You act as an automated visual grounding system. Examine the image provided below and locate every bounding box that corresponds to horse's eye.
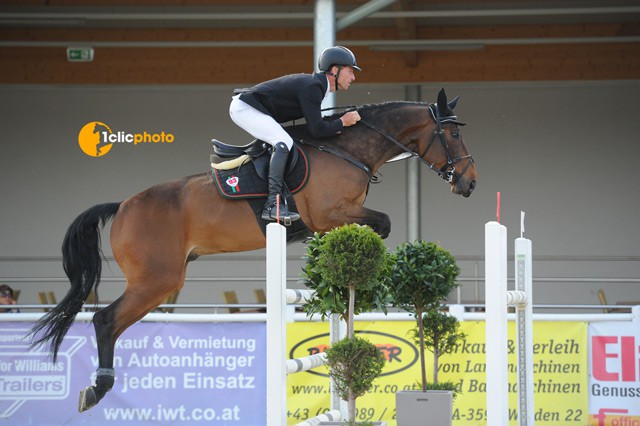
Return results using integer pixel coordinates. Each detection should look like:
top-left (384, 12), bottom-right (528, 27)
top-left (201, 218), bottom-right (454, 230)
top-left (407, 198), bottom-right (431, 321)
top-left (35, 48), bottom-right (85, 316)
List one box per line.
top-left (451, 130), bottom-right (459, 139)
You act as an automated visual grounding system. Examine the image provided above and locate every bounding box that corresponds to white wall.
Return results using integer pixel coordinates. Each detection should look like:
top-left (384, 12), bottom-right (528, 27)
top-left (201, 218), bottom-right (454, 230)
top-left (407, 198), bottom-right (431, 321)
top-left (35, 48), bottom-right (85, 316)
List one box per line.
top-left (1, 81), bottom-right (639, 309)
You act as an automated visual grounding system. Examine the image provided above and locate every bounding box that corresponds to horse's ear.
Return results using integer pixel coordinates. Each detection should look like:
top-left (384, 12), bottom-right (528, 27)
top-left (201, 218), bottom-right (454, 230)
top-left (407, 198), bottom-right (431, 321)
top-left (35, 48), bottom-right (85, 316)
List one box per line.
top-left (437, 88), bottom-right (448, 113)
top-left (448, 96), bottom-right (460, 110)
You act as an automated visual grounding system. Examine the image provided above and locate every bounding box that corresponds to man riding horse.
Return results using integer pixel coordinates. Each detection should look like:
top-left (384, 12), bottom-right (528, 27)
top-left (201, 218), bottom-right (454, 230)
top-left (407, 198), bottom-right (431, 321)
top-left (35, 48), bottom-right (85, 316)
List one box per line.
top-left (230, 46), bottom-right (362, 223)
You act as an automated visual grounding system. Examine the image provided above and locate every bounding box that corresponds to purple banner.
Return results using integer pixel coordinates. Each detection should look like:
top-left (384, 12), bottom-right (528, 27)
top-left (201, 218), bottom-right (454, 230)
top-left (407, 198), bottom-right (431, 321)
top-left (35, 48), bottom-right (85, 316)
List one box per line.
top-left (0, 321), bottom-right (266, 425)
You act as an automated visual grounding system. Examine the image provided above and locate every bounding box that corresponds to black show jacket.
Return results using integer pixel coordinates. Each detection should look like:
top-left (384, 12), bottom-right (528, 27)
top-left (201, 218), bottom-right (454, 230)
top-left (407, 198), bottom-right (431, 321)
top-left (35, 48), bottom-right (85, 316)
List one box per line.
top-left (234, 72), bottom-right (344, 138)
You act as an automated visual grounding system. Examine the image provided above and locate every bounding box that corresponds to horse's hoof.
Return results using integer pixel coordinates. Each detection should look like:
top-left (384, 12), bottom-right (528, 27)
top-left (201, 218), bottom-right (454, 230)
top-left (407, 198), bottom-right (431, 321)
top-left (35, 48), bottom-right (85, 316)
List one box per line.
top-left (78, 386), bottom-right (98, 412)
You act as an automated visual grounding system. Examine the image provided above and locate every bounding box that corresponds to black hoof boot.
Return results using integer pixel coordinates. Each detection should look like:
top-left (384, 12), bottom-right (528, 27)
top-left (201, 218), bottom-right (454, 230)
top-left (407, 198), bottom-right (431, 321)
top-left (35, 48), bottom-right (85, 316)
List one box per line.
top-left (78, 385), bottom-right (98, 412)
top-left (79, 368), bottom-right (114, 412)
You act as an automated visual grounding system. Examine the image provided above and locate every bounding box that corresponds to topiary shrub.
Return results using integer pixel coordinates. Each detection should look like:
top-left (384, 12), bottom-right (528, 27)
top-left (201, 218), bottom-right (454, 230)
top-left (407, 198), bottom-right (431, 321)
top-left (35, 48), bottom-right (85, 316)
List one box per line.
top-left (388, 240), bottom-right (461, 392)
top-left (326, 336), bottom-right (386, 401)
top-left (300, 224), bottom-right (390, 338)
top-left (299, 224), bottom-right (390, 424)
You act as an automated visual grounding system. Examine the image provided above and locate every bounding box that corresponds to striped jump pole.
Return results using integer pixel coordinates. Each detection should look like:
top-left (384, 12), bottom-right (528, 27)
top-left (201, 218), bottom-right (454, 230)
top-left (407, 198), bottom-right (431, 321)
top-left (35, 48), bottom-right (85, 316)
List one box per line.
top-left (286, 353), bottom-right (328, 375)
top-left (514, 232), bottom-right (535, 426)
top-left (285, 289), bottom-right (316, 304)
top-left (294, 410), bottom-right (342, 426)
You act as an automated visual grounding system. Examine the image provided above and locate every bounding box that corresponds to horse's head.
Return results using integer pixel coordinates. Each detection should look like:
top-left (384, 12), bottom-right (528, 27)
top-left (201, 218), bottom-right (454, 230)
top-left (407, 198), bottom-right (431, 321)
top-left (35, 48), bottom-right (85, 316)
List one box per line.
top-left (306, 92), bottom-right (477, 197)
top-left (414, 88), bottom-right (477, 197)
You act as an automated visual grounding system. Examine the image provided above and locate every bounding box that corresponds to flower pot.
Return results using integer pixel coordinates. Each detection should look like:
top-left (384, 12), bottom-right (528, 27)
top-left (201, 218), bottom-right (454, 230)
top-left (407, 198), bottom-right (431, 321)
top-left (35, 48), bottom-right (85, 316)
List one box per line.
top-left (395, 390), bottom-right (453, 426)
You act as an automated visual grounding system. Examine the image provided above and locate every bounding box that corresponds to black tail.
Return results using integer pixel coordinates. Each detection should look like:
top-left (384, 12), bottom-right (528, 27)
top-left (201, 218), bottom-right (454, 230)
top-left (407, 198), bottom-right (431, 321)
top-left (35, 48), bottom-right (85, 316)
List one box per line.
top-left (28, 202), bottom-right (121, 361)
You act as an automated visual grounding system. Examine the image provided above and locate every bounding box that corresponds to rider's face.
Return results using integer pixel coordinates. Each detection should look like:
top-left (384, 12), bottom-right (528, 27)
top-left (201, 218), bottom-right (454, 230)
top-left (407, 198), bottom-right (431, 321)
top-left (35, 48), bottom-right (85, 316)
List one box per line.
top-left (336, 66), bottom-right (356, 91)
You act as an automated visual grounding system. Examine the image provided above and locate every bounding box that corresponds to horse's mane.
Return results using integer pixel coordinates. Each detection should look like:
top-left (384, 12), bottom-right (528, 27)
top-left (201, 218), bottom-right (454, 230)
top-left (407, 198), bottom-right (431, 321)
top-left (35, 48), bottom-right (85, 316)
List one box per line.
top-left (285, 100), bottom-right (437, 141)
top-left (322, 100), bottom-right (431, 121)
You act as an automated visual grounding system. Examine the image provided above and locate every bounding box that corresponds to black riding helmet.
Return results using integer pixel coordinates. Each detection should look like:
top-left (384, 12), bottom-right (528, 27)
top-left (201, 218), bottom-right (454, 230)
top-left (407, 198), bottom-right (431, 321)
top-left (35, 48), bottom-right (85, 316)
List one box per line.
top-left (318, 46), bottom-right (361, 91)
top-left (318, 46), bottom-right (361, 72)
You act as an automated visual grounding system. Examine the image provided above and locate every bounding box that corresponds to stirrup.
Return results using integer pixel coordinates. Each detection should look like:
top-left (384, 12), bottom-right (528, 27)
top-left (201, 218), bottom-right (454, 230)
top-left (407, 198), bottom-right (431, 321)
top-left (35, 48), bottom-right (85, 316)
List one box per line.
top-left (261, 205), bottom-right (300, 226)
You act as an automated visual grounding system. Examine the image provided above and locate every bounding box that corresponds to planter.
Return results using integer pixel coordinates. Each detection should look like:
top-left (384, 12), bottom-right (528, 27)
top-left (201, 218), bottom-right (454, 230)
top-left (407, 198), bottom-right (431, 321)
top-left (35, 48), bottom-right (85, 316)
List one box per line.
top-left (395, 390), bottom-right (453, 426)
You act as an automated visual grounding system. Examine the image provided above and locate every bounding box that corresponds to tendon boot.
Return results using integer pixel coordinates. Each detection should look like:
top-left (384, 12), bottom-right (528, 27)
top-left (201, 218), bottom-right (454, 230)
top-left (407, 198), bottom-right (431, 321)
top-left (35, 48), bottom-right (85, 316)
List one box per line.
top-left (261, 142), bottom-right (301, 225)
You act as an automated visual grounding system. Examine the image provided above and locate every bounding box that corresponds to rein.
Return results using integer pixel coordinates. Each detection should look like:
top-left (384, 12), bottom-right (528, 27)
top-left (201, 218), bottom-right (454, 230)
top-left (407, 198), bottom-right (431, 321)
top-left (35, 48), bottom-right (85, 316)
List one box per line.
top-left (358, 104), bottom-right (474, 184)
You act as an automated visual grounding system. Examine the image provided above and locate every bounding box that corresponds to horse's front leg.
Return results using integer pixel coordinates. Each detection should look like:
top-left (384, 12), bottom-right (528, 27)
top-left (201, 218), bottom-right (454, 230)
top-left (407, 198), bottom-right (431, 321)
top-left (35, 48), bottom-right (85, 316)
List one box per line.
top-left (345, 206), bottom-right (391, 239)
top-left (297, 164), bottom-right (391, 237)
top-left (315, 205), bottom-right (390, 239)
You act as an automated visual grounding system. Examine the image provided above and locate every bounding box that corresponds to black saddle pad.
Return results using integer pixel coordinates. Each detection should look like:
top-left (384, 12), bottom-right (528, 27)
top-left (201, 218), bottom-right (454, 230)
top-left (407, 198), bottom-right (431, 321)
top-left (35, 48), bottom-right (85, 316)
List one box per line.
top-left (211, 146), bottom-right (309, 199)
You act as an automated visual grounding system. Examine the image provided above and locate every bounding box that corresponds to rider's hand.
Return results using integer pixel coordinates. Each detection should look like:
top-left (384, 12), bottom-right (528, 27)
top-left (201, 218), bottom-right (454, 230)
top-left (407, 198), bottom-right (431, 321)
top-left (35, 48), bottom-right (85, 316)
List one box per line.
top-left (340, 111), bottom-right (361, 127)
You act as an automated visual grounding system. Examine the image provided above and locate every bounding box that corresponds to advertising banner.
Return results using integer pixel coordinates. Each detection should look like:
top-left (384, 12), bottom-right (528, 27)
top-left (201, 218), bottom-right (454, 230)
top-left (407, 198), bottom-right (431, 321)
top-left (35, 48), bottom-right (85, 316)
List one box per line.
top-left (588, 322), bottom-right (640, 426)
top-left (0, 322), bottom-right (266, 425)
top-left (0, 318), bottom-right (619, 426)
top-left (286, 320), bottom-right (588, 426)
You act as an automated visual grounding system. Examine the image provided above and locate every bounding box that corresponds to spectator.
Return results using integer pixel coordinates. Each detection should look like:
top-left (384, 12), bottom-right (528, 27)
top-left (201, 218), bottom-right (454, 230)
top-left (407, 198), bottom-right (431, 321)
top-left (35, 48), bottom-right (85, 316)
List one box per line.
top-left (0, 284), bottom-right (18, 313)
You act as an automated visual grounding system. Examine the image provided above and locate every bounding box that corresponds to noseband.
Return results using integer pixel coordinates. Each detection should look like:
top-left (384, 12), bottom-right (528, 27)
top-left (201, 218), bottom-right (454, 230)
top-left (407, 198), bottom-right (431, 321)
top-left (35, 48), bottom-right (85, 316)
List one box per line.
top-left (358, 104), bottom-right (474, 184)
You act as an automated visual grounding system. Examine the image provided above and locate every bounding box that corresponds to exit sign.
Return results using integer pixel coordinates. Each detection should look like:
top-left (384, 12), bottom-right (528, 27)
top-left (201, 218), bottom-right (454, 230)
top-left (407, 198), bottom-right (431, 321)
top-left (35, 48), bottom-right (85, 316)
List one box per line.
top-left (66, 47), bottom-right (94, 62)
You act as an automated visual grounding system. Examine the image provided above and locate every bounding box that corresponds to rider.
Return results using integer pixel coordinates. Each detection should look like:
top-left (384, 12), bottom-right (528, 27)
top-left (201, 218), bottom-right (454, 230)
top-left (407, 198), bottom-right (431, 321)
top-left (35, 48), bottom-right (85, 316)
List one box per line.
top-left (230, 46), bottom-right (362, 223)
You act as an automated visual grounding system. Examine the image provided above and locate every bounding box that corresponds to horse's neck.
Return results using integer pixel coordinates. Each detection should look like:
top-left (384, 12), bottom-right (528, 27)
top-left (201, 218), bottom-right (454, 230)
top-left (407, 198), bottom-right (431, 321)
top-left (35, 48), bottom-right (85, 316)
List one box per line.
top-left (347, 108), bottom-right (429, 171)
top-left (291, 104), bottom-right (432, 172)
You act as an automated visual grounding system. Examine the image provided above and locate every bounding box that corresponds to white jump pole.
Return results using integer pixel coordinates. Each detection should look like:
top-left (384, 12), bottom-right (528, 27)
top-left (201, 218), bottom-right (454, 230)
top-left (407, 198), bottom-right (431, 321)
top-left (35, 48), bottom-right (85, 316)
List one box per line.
top-left (266, 222), bottom-right (341, 425)
top-left (266, 222), bottom-right (287, 426)
top-left (485, 220), bottom-right (509, 426)
top-left (485, 211), bottom-right (535, 426)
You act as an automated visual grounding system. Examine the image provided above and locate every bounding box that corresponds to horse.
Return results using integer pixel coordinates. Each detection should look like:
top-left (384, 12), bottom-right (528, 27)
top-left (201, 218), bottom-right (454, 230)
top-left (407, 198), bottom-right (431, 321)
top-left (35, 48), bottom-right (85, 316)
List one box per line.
top-left (28, 88), bottom-right (477, 412)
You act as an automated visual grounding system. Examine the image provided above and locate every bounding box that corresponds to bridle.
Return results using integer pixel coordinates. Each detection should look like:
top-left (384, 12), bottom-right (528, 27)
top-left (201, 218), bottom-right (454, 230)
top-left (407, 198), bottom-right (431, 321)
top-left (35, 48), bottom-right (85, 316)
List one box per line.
top-left (358, 103), bottom-right (474, 184)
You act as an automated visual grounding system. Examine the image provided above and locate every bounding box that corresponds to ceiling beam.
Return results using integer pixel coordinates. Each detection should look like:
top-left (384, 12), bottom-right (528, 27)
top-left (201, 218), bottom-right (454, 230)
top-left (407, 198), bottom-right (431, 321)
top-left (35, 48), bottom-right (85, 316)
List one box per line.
top-left (2, 42), bottom-right (638, 84)
top-left (1, 6), bottom-right (639, 25)
top-left (2, 36), bottom-right (638, 48)
top-left (336, 0), bottom-right (397, 31)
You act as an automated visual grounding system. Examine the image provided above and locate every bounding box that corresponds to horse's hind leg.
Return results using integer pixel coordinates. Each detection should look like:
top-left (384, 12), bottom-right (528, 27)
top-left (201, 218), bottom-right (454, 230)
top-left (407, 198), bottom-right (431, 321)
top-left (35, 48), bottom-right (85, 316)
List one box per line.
top-left (78, 272), bottom-right (185, 412)
top-left (78, 297), bottom-right (122, 412)
top-left (78, 183), bottom-right (195, 412)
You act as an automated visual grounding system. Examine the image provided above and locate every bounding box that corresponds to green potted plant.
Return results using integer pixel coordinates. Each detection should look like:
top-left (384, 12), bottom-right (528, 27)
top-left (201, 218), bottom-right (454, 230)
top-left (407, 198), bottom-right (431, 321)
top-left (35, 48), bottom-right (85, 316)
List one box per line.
top-left (388, 240), bottom-right (463, 426)
top-left (300, 224), bottom-right (390, 425)
top-left (324, 336), bottom-right (386, 426)
top-left (412, 308), bottom-right (466, 389)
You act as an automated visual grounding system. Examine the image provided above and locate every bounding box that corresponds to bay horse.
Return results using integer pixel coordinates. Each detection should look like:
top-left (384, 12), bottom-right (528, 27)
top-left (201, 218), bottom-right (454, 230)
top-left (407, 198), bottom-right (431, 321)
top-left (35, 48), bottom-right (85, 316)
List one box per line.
top-left (28, 88), bottom-right (477, 412)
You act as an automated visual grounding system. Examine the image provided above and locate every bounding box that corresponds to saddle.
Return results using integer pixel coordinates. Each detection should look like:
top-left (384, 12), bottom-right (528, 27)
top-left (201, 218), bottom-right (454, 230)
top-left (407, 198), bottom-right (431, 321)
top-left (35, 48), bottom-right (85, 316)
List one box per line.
top-left (210, 139), bottom-right (308, 199)
top-left (210, 138), bottom-right (311, 241)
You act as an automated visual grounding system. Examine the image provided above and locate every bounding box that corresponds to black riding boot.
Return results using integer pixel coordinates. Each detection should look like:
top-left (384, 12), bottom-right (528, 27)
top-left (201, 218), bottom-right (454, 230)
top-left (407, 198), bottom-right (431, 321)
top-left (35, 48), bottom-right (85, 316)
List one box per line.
top-left (261, 142), bottom-right (301, 224)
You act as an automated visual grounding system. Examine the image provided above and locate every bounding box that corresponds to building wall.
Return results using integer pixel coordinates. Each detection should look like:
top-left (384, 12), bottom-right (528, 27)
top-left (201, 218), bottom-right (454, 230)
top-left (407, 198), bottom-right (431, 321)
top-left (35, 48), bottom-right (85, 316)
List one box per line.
top-left (1, 81), bottom-right (638, 309)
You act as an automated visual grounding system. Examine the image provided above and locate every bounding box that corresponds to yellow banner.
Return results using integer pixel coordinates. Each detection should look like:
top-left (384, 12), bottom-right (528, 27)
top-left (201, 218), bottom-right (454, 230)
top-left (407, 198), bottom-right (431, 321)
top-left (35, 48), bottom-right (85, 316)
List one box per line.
top-left (286, 320), bottom-right (587, 425)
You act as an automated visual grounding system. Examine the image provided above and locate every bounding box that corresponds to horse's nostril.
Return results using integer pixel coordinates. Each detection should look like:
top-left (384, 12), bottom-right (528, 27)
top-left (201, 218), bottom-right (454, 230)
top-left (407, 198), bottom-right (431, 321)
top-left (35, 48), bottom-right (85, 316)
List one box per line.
top-left (469, 180), bottom-right (476, 191)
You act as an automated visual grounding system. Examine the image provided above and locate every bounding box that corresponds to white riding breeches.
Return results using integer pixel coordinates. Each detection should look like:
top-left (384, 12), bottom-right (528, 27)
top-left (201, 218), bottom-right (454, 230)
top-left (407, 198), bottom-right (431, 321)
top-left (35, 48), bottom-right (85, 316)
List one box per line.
top-left (229, 95), bottom-right (294, 150)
